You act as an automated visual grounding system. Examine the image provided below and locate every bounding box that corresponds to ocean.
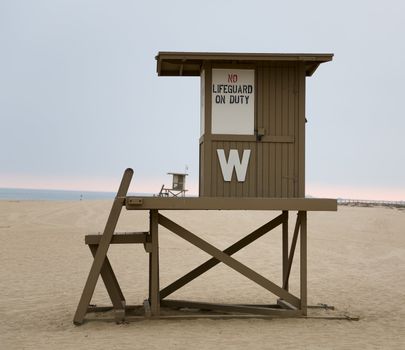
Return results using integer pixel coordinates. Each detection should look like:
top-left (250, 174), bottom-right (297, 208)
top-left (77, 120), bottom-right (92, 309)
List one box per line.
top-left (0, 188), bottom-right (146, 201)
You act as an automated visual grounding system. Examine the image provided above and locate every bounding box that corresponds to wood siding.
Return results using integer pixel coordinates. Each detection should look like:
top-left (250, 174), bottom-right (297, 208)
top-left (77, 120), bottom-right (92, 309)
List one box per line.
top-left (200, 62), bottom-right (306, 198)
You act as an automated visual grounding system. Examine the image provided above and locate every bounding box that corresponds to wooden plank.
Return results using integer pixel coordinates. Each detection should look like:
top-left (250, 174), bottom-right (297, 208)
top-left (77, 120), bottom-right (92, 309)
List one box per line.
top-left (249, 141), bottom-right (256, 196)
top-left (270, 143), bottom-right (275, 197)
top-left (84, 313), bottom-right (357, 322)
top-left (157, 51), bottom-right (334, 63)
top-left (294, 64), bottom-right (300, 197)
top-left (85, 232), bottom-right (148, 245)
top-left (257, 143), bottom-right (263, 197)
top-left (282, 68), bottom-right (289, 197)
top-left (282, 211), bottom-right (289, 291)
top-left (283, 212), bottom-right (302, 289)
top-left (161, 299), bottom-right (300, 317)
top-left (300, 211), bottom-right (307, 315)
top-left (298, 63), bottom-right (306, 196)
top-left (207, 134), bottom-right (294, 143)
top-left (126, 197), bottom-right (338, 211)
top-left (204, 63), bottom-right (212, 196)
top-left (158, 214), bottom-right (300, 307)
top-left (262, 135), bottom-right (294, 143)
top-left (275, 68), bottom-right (282, 198)
top-left (269, 66), bottom-right (276, 140)
top-left (269, 67), bottom-right (276, 197)
top-left (263, 65), bottom-right (268, 132)
top-left (149, 210), bottom-right (160, 315)
top-left (160, 213), bottom-right (285, 299)
top-left (199, 142), bottom-right (204, 196)
top-left (236, 143), bottom-right (242, 197)
top-left (73, 168), bottom-right (133, 325)
top-left (288, 65), bottom-right (295, 197)
top-left (216, 141), bottom-right (223, 197)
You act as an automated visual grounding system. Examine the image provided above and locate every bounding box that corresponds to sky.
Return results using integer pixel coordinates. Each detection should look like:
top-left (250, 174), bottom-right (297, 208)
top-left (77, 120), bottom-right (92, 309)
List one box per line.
top-left (1, 0), bottom-right (404, 200)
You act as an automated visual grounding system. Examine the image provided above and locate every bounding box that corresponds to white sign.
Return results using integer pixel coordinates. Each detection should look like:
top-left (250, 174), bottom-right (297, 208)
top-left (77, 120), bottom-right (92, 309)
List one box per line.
top-left (217, 149), bottom-right (251, 182)
top-left (211, 69), bottom-right (255, 135)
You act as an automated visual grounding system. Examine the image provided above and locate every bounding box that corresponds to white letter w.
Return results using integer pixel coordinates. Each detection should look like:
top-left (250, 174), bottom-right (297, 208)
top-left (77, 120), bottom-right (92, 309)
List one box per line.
top-left (217, 149), bottom-right (251, 182)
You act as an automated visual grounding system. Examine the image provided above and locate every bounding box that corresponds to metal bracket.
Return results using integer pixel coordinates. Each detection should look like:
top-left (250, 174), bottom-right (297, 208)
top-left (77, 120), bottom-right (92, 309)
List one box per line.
top-left (127, 198), bottom-right (143, 206)
top-left (255, 128), bottom-right (265, 141)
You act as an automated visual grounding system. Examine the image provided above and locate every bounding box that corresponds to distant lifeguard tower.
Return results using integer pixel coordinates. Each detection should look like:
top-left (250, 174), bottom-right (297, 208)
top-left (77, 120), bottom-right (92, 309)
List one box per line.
top-left (158, 172), bottom-right (188, 197)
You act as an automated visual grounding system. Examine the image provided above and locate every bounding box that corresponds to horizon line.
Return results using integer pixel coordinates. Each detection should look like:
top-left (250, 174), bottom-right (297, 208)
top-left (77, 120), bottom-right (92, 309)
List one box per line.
top-left (1, 186), bottom-right (404, 203)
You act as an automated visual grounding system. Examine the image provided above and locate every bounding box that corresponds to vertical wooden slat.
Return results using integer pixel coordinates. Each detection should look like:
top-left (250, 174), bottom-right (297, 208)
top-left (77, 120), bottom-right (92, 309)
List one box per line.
top-left (199, 142), bottom-right (204, 196)
top-left (269, 66), bottom-right (276, 197)
top-left (241, 142), bottom-right (245, 197)
top-left (288, 66), bottom-right (295, 197)
top-left (257, 142), bottom-right (263, 197)
top-left (276, 67), bottom-right (282, 198)
top-left (234, 142), bottom-right (240, 197)
top-left (276, 143), bottom-right (281, 197)
top-left (223, 142), bottom-right (229, 197)
top-left (220, 141), bottom-right (224, 197)
top-left (282, 211), bottom-right (289, 291)
top-left (256, 66), bottom-right (261, 195)
top-left (282, 67), bottom-right (289, 197)
top-left (211, 141), bottom-right (217, 196)
top-left (298, 63), bottom-right (306, 197)
top-left (270, 66), bottom-right (276, 139)
top-left (270, 143), bottom-right (276, 197)
top-left (212, 140), bottom-right (216, 196)
top-left (283, 212), bottom-right (302, 290)
top-left (249, 141), bottom-right (256, 197)
top-left (204, 64), bottom-right (212, 196)
top-left (300, 211), bottom-right (307, 315)
top-left (150, 209), bottom-right (160, 315)
top-left (235, 141), bottom-right (239, 197)
top-left (294, 64), bottom-right (300, 197)
top-left (217, 141), bottom-right (221, 197)
top-left (234, 142), bottom-right (238, 197)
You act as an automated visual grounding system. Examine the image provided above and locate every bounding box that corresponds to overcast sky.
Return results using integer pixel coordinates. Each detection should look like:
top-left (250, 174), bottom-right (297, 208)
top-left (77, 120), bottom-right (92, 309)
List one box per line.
top-left (1, 0), bottom-right (404, 200)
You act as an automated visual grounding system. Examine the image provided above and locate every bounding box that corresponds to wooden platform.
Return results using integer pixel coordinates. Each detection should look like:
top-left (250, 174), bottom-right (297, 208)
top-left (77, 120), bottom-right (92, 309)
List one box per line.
top-left (125, 196), bottom-right (337, 211)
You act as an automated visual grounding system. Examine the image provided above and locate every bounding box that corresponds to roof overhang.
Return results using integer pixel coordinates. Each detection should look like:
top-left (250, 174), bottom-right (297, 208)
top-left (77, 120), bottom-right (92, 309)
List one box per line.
top-left (156, 52), bottom-right (333, 77)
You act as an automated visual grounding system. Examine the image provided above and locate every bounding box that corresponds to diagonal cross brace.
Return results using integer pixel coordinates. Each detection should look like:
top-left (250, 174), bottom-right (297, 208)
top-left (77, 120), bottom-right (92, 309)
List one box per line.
top-left (283, 212), bottom-right (302, 290)
top-left (160, 212), bottom-right (286, 299)
top-left (158, 213), bottom-right (300, 308)
top-left (88, 245), bottom-right (125, 310)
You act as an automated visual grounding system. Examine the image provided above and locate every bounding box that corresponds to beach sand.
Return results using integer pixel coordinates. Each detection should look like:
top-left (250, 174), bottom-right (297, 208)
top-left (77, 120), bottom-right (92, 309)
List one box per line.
top-left (0, 200), bottom-right (404, 349)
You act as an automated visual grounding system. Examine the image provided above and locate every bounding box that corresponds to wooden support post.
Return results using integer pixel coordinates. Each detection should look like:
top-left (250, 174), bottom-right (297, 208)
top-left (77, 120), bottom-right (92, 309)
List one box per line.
top-left (282, 210), bottom-right (289, 291)
top-left (73, 168), bottom-right (133, 325)
top-left (300, 211), bottom-right (307, 315)
top-left (149, 209), bottom-right (160, 316)
top-left (282, 212), bottom-right (302, 290)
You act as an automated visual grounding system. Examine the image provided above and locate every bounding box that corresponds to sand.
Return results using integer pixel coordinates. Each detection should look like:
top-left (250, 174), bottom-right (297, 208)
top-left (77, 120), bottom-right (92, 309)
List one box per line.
top-left (0, 200), bottom-right (404, 349)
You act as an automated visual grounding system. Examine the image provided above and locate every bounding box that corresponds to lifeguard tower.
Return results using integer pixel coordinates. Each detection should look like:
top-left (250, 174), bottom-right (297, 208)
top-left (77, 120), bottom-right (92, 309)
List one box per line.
top-left (158, 172), bottom-right (188, 197)
top-left (73, 52), bottom-right (338, 324)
